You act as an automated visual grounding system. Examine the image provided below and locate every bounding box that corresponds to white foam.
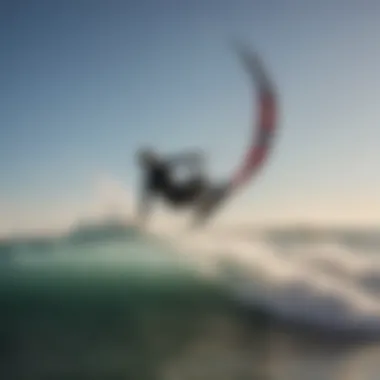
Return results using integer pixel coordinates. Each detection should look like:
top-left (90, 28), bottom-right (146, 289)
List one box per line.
top-left (148, 220), bottom-right (380, 335)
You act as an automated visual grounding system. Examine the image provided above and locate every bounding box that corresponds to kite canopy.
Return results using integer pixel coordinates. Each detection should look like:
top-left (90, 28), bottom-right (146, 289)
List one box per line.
top-left (230, 45), bottom-right (278, 190)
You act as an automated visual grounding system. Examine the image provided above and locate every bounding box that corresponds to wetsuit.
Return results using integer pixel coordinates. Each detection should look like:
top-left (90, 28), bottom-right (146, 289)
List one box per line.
top-left (137, 152), bottom-right (208, 223)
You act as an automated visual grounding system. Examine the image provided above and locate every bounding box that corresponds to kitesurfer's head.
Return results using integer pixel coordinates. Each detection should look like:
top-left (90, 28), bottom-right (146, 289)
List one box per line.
top-left (137, 147), bottom-right (159, 168)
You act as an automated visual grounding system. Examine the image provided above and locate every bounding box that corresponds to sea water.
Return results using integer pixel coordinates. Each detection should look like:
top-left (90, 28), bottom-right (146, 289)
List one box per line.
top-left (1, 225), bottom-right (380, 380)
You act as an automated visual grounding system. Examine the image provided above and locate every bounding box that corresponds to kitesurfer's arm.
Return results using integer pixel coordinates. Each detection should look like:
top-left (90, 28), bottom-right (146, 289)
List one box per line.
top-left (167, 150), bottom-right (206, 174)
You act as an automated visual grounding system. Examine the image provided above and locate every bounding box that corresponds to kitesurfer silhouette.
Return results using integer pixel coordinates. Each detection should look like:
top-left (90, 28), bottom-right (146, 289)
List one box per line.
top-left (136, 147), bottom-right (228, 226)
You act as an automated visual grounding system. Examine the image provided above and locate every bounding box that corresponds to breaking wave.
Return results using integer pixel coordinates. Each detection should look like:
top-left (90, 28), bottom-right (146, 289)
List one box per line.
top-left (148, 222), bottom-right (380, 337)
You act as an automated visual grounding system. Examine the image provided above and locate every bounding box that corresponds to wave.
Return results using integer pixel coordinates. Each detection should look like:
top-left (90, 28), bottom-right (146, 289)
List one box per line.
top-left (147, 223), bottom-right (380, 338)
top-left (2, 218), bottom-right (380, 339)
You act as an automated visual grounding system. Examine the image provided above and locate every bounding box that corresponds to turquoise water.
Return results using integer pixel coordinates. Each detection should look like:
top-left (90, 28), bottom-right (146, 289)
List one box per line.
top-left (1, 228), bottom-right (380, 379)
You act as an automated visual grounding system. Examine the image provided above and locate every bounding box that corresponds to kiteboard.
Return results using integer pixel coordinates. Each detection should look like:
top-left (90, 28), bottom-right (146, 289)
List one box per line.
top-left (192, 43), bottom-right (279, 226)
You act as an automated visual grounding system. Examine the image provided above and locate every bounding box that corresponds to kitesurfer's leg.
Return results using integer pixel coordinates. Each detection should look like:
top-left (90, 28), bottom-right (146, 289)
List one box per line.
top-left (191, 182), bottom-right (231, 226)
top-left (163, 175), bottom-right (208, 207)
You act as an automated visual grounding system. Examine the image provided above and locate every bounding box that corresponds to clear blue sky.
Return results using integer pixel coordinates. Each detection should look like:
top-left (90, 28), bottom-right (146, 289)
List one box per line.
top-left (1, 0), bottom-right (379, 229)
